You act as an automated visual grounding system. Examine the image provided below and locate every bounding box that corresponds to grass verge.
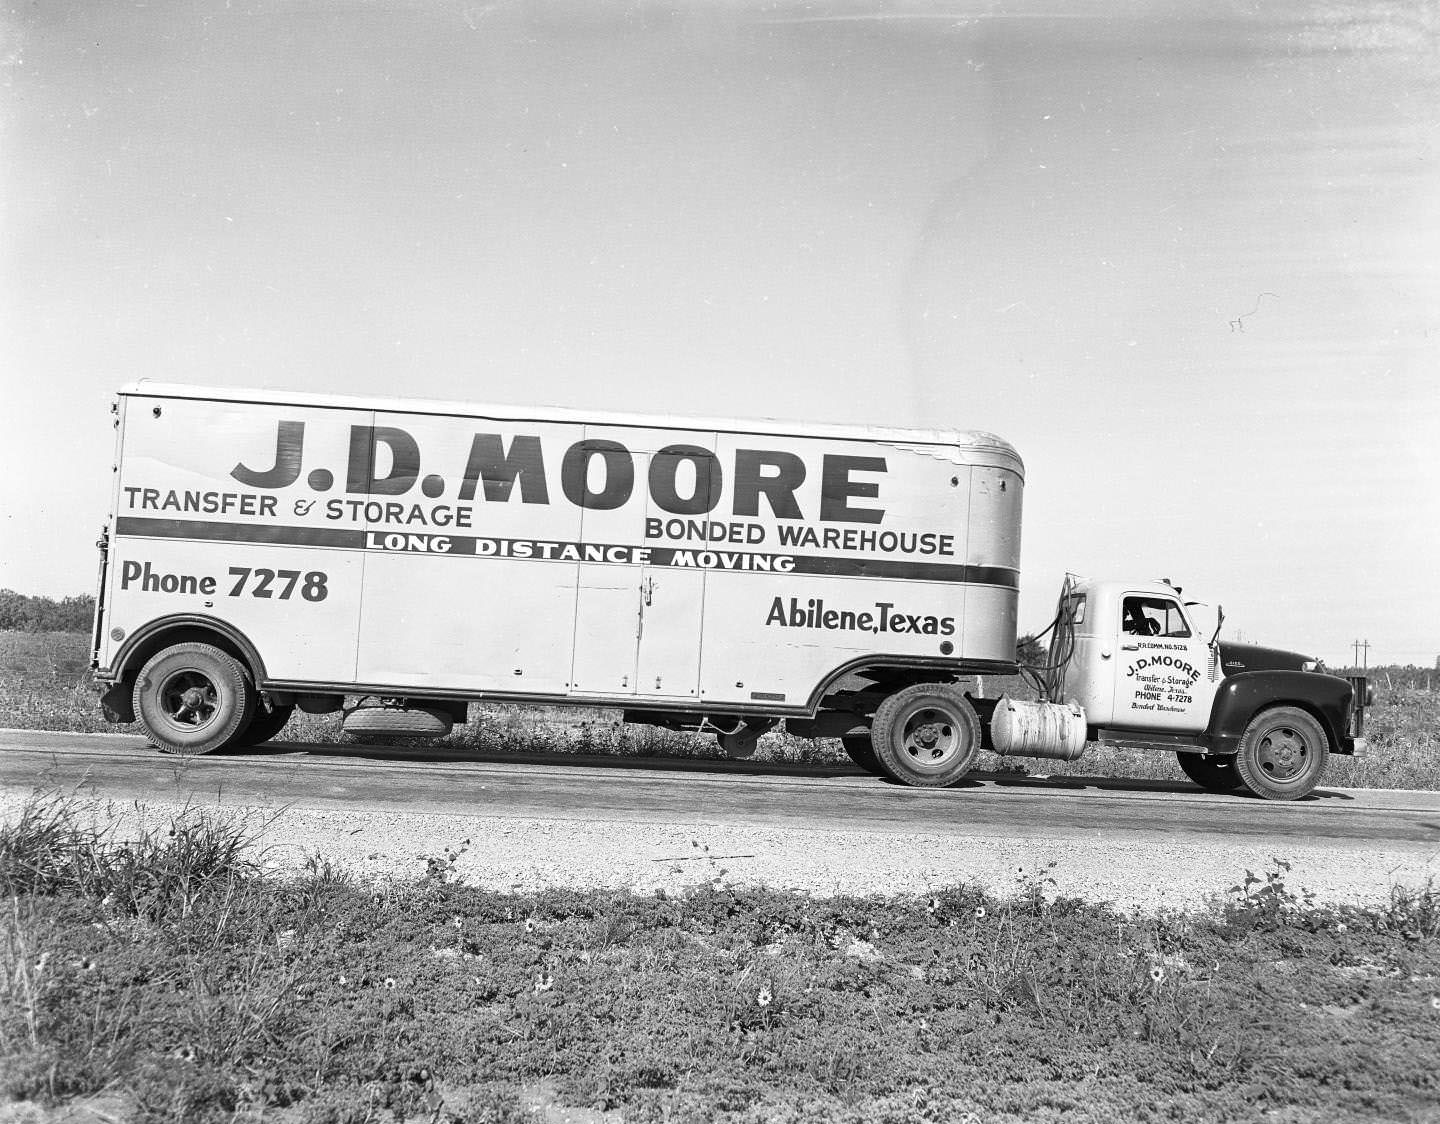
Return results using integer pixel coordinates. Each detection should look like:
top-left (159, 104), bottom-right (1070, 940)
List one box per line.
top-left (2, 792), bottom-right (1439, 1123)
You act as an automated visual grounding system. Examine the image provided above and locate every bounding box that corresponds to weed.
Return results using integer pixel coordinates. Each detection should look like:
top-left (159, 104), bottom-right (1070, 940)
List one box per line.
top-left (1225, 858), bottom-right (1318, 929)
top-left (0, 788), bottom-right (109, 896)
top-left (0, 790), bottom-right (267, 925)
top-left (1381, 878), bottom-right (1440, 942)
top-left (422, 838), bottom-right (472, 885)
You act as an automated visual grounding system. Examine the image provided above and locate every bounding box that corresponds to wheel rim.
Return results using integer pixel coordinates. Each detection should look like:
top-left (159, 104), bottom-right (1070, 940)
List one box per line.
top-left (157, 669), bottom-right (222, 732)
top-left (898, 706), bottom-right (965, 771)
top-left (1255, 726), bottom-right (1311, 781)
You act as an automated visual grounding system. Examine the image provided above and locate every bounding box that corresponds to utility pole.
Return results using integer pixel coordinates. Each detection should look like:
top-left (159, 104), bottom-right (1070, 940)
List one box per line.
top-left (1351, 639), bottom-right (1370, 671)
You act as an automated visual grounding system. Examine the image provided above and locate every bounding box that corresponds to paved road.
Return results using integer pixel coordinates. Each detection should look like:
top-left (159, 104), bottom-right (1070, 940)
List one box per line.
top-left (5, 729), bottom-right (1439, 849)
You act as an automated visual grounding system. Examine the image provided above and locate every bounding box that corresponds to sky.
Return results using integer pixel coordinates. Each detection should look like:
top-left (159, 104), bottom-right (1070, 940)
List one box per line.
top-left (2, 0), bottom-right (1437, 667)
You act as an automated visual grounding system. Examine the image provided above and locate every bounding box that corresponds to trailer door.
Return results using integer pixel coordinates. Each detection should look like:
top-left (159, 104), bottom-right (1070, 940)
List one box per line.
top-left (353, 413), bottom-right (583, 695)
top-left (569, 428), bottom-right (713, 701)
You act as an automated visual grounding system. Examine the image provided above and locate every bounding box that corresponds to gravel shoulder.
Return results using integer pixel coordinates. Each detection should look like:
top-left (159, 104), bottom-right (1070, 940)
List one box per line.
top-left (4, 786), bottom-right (1436, 913)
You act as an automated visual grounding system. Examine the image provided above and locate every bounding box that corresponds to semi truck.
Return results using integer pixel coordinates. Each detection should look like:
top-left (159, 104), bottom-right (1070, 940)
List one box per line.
top-left (91, 384), bottom-right (1369, 800)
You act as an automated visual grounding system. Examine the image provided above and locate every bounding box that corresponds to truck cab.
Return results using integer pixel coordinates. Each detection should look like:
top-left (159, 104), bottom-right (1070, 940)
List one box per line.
top-left (1057, 579), bottom-right (1221, 732)
top-left (1030, 576), bottom-right (1370, 800)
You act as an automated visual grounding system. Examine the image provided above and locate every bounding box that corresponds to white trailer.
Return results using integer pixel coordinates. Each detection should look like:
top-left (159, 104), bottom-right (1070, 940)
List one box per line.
top-left (93, 384), bottom-right (1024, 786)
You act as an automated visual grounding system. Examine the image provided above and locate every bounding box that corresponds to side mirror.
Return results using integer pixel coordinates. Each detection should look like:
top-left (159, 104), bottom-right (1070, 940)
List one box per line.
top-left (1210, 605), bottom-right (1225, 647)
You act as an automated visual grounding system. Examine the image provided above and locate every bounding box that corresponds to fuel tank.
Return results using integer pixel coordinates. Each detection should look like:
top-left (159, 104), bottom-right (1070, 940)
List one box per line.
top-left (989, 695), bottom-right (1087, 762)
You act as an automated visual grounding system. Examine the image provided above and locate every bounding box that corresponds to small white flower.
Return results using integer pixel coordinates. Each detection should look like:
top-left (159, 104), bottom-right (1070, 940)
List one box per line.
top-left (1150, 966), bottom-right (1165, 984)
top-left (974, 907), bottom-right (987, 920)
top-left (757, 984), bottom-right (772, 1007)
top-left (1430, 995), bottom-right (1440, 1011)
top-left (383, 977), bottom-right (396, 990)
top-left (524, 918), bottom-right (536, 934)
top-left (337, 974), bottom-right (348, 985)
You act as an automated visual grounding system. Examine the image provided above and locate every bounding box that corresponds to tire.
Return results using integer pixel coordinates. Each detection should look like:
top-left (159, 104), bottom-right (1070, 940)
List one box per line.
top-left (1176, 752), bottom-right (1243, 793)
top-left (133, 642), bottom-right (255, 756)
top-left (1234, 706), bottom-right (1329, 801)
top-left (343, 705), bottom-right (454, 738)
top-left (871, 683), bottom-right (980, 788)
top-left (841, 733), bottom-right (883, 775)
top-left (234, 702), bottom-right (296, 748)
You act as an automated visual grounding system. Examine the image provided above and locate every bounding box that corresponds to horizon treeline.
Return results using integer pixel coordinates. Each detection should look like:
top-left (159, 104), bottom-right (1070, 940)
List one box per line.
top-left (0, 590), bottom-right (96, 633)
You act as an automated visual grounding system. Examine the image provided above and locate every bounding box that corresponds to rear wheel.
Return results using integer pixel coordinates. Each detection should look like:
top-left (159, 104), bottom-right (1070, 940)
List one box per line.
top-left (1234, 706), bottom-right (1329, 801)
top-left (1176, 752), bottom-right (1243, 793)
top-left (871, 683), bottom-right (980, 788)
top-left (840, 733), bottom-right (882, 775)
top-left (133, 642), bottom-right (255, 756)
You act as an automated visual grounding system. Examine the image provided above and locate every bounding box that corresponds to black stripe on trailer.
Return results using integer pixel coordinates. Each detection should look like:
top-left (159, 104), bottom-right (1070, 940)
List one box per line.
top-left (114, 516), bottom-right (1019, 589)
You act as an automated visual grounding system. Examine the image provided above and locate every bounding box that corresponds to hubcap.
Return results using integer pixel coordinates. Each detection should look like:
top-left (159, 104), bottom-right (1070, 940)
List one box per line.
top-left (1256, 727), bottom-right (1309, 780)
top-left (159, 670), bottom-right (221, 731)
top-left (900, 706), bottom-right (964, 770)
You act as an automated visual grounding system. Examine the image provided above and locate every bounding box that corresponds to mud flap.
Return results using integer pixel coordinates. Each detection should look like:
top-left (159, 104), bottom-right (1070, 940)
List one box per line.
top-left (100, 681), bottom-right (135, 724)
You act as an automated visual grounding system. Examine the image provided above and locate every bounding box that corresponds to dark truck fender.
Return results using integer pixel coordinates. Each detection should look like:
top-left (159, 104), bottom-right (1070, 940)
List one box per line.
top-left (1205, 670), bottom-right (1358, 756)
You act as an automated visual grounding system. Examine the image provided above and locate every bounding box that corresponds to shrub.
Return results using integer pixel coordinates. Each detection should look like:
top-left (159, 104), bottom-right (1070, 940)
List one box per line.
top-left (0, 591), bottom-right (95, 633)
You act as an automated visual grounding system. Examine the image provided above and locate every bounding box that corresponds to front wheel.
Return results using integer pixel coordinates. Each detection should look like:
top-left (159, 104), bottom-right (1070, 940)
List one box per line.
top-left (871, 683), bottom-right (980, 788)
top-left (1176, 752), bottom-right (1243, 793)
top-left (1234, 706), bottom-right (1329, 801)
top-left (133, 642), bottom-right (255, 756)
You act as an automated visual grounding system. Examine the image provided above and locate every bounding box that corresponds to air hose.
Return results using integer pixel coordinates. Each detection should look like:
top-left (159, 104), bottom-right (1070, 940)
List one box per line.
top-left (1017, 574), bottom-right (1081, 704)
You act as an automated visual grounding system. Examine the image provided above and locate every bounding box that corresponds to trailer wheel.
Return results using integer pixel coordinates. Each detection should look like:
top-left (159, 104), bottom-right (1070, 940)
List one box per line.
top-left (234, 702), bottom-right (296, 748)
top-left (1176, 752), bottom-right (1243, 793)
top-left (871, 683), bottom-right (980, 787)
top-left (133, 643), bottom-right (255, 756)
top-left (840, 734), bottom-right (882, 775)
top-left (1234, 706), bottom-right (1329, 801)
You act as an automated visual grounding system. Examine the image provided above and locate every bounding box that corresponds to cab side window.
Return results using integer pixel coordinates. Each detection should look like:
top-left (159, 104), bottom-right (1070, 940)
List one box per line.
top-left (1121, 596), bottom-right (1191, 638)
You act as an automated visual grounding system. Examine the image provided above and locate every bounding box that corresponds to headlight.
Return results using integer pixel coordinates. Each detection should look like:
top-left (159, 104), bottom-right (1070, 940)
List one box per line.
top-left (1301, 660), bottom-right (1319, 673)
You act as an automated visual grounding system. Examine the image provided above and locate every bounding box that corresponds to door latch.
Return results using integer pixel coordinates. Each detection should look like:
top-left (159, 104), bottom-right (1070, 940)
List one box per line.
top-left (643, 577), bottom-right (654, 606)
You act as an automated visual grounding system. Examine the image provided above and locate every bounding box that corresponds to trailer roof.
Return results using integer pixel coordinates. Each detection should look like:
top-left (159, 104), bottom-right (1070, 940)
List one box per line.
top-left (119, 382), bottom-right (1025, 475)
